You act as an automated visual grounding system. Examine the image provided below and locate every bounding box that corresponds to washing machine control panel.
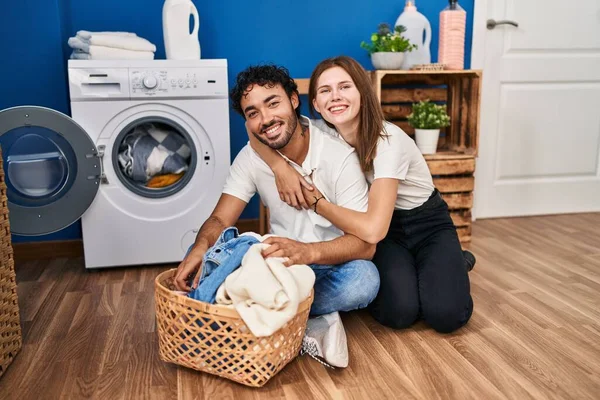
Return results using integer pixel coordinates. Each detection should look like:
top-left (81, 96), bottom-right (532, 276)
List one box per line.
top-left (130, 68), bottom-right (228, 98)
top-left (131, 70), bottom-right (169, 95)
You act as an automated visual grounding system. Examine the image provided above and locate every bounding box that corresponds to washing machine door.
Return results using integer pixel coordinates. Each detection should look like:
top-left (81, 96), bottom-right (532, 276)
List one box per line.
top-left (0, 106), bottom-right (101, 236)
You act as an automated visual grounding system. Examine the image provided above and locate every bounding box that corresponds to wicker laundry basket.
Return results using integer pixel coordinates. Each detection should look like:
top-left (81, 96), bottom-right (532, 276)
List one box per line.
top-left (0, 148), bottom-right (22, 378)
top-left (154, 268), bottom-right (313, 387)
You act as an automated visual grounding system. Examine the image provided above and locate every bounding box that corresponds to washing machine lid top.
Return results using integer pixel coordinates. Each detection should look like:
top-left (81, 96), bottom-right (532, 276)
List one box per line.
top-left (0, 106), bottom-right (101, 236)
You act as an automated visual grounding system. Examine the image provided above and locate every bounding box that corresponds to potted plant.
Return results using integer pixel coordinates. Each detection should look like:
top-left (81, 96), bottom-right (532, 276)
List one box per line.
top-left (361, 23), bottom-right (417, 70)
top-left (407, 100), bottom-right (451, 154)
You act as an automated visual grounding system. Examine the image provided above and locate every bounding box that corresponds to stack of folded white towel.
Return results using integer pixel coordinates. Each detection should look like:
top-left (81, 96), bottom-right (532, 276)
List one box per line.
top-left (68, 30), bottom-right (156, 60)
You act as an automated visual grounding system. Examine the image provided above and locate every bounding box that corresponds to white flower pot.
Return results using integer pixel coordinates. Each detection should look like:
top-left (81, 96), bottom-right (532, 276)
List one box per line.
top-left (415, 129), bottom-right (440, 154)
top-left (371, 52), bottom-right (405, 70)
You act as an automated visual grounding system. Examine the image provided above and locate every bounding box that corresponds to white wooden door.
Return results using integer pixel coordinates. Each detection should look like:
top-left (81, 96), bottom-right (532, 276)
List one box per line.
top-left (471, 0), bottom-right (600, 218)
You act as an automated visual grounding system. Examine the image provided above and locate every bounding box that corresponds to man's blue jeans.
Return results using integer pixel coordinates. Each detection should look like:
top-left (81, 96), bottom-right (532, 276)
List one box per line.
top-left (308, 260), bottom-right (380, 316)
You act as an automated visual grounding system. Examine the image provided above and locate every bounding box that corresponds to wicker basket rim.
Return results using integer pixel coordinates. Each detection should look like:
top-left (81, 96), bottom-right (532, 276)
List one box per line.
top-left (155, 268), bottom-right (313, 318)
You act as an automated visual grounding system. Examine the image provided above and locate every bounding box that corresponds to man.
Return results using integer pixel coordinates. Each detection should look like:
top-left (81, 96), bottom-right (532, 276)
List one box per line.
top-left (174, 64), bottom-right (380, 316)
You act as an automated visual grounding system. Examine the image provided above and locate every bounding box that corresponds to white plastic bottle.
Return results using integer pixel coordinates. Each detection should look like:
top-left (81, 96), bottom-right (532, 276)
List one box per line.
top-left (162, 0), bottom-right (201, 60)
top-left (395, 0), bottom-right (432, 69)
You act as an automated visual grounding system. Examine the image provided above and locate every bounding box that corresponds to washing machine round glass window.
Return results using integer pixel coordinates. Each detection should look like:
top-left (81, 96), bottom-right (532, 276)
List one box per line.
top-left (0, 126), bottom-right (78, 207)
top-left (112, 117), bottom-right (197, 198)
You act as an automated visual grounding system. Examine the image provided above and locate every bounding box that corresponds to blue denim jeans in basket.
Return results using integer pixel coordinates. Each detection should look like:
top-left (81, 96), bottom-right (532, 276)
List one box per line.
top-left (187, 226), bottom-right (259, 304)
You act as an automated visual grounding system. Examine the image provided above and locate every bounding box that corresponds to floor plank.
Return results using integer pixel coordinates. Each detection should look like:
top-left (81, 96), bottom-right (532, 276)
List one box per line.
top-left (1, 213), bottom-right (599, 399)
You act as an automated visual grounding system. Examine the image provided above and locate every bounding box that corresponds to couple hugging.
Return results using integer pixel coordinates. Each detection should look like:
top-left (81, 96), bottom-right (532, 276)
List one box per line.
top-left (174, 56), bottom-right (474, 348)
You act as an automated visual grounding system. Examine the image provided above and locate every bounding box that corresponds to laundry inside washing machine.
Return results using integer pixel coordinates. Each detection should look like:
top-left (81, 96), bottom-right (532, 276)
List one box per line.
top-left (114, 119), bottom-right (197, 198)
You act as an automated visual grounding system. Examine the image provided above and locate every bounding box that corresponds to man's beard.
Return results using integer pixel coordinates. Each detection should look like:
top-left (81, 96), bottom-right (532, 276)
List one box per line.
top-left (253, 115), bottom-right (299, 150)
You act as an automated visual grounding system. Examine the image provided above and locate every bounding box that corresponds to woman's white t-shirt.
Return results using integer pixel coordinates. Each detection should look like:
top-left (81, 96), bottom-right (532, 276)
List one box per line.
top-left (314, 120), bottom-right (434, 210)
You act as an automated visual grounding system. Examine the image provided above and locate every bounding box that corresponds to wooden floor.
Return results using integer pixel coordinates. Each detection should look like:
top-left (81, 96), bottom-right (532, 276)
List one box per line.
top-left (1, 214), bottom-right (600, 399)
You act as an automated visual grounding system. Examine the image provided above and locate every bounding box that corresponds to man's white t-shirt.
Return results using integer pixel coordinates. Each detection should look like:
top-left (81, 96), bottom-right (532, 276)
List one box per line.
top-left (222, 116), bottom-right (369, 243)
top-left (315, 119), bottom-right (434, 210)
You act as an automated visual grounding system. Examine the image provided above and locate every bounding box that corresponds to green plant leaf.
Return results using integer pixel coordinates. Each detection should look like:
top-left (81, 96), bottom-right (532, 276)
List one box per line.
top-left (361, 22), bottom-right (417, 54)
top-left (406, 100), bottom-right (451, 129)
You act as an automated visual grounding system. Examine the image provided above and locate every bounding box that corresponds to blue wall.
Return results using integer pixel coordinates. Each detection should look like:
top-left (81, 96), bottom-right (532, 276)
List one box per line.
top-left (0, 0), bottom-right (473, 243)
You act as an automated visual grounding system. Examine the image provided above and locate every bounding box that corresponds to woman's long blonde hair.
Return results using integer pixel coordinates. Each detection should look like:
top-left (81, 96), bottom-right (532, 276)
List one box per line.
top-left (308, 56), bottom-right (386, 173)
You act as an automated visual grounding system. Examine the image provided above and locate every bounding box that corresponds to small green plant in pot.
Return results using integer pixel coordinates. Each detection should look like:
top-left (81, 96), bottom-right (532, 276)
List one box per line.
top-left (407, 100), bottom-right (451, 154)
top-left (361, 23), bottom-right (417, 70)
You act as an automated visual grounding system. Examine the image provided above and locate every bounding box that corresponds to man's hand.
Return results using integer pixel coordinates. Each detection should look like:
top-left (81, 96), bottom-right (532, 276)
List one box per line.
top-left (174, 246), bottom-right (207, 291)
top-left (262, 237), bottom-right (317, 267)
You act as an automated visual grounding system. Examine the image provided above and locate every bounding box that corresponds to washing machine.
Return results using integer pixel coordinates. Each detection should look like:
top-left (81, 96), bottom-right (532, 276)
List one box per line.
top-left (0, 59), bottom-right (230, 268)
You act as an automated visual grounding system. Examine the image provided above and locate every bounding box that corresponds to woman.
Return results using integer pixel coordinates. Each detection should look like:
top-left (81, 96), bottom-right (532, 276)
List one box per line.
top-left (248, 56), bottom-right (473, 333)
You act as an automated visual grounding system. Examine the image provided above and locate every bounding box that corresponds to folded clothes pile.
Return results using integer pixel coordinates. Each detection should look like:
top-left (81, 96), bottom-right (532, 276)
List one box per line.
top-left (68, 30), bottom-right (156, 60)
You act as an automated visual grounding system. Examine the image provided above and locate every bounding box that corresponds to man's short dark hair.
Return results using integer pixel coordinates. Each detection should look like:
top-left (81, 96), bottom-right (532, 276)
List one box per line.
top-left (230, 64), bottom-right (301, 119)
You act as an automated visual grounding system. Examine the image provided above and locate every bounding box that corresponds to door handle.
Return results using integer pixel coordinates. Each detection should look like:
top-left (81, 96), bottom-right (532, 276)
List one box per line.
top-left (87, 145), bottom-right (109, 184)
top-left (487, 19), bottom-right (519, 29)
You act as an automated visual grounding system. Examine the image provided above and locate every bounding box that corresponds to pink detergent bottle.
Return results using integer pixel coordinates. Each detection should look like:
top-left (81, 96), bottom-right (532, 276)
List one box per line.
top-left (438, 0), bottom-right (467, 70)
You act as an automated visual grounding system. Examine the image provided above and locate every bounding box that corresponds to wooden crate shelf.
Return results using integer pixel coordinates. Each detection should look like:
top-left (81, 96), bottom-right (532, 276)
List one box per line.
top-left (433, 176), bottom-right (474, 193)
top-left (371, 69), bottom-right (481, 156)
top-left (426, 154), bottom-right (475, 173)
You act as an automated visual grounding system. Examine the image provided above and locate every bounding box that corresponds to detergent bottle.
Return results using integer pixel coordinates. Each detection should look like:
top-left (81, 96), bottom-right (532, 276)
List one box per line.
top-left (163, 0), bottom-right (201, 59)
top-left (394, 0), bottom-right (432, 69)
top-left (438, 0), bottom-right (467, 70)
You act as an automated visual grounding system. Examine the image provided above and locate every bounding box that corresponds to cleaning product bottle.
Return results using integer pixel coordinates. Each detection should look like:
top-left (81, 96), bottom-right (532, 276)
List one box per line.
top-left (438, 0), bottom-right (467, 70)
top-left (394, 0), bottom-right (431, 69)
top-left (162, 0), bottom-right (201, 60)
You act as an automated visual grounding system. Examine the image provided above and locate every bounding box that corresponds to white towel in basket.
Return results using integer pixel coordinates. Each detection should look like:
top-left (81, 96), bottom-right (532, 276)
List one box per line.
top-left (215, 243), bottom-right (315, 337)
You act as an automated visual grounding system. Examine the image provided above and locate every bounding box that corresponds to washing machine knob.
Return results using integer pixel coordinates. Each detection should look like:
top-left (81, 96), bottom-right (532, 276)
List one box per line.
top-left (143, 75), bottom-right (158, 89)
